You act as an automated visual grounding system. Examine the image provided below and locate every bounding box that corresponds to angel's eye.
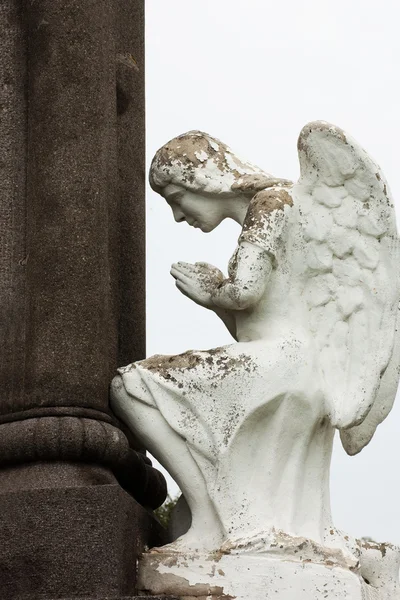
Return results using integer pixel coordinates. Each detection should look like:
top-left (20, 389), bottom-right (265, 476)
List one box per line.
top-left (166, 192), bottom-right (183, 206)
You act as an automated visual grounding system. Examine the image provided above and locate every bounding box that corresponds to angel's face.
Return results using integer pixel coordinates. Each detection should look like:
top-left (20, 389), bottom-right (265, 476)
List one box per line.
top-left (162, 184), bottom-right (225, 233)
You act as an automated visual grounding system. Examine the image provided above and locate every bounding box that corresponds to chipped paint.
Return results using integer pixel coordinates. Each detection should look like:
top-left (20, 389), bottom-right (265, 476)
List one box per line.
top-left (138, 550), bottom-right (369, 599)
top-left (149, 130), bottom-right (275, 197)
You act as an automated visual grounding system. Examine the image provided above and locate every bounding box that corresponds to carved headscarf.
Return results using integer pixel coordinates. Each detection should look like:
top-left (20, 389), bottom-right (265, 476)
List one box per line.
top-left (149, 131), bottom-right (286, 198)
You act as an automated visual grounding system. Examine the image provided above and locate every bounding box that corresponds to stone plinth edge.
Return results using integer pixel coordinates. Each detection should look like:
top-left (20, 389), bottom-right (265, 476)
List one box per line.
top-left (0, 484), bottom-right (168, 598)
top-left (139, 551), bottom-right (377, 600)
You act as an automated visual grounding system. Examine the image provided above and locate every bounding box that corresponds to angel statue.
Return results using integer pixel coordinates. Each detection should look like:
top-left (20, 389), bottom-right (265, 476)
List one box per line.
top-left (111, 122), bottom-right (400, 598)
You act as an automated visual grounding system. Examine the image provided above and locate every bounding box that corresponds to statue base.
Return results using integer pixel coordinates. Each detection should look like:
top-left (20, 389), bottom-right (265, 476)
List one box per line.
top-left (138, 550), bottom-right (379, 600)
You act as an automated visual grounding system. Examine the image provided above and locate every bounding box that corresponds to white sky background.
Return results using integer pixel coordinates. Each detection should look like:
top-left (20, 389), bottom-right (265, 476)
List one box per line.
top-left (145, 0), bottom-right (400, 543)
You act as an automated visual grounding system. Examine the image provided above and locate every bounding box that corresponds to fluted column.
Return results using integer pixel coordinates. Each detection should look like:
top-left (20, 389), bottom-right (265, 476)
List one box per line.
top-left (0, 1), bottom-right (167, 598)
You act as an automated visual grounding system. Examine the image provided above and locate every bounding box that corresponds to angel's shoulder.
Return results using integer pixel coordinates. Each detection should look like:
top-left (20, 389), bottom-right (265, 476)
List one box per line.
top-left (243, 187), bottom-right (294, 235)
top-left (240, 186), bottom-right (294, 253)
top-left (250, 186), bottom-right (294, 214)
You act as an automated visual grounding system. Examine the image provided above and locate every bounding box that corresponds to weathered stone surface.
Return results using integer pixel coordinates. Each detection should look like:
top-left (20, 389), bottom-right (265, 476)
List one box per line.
top-left (0, 0), bottom-right (165, 503)
top-left (116, 0), bottom-right (146, 368)
top-left (0, 0), bottom-right (166, 598)
top-left (139, 552), bottom-right (366, 600)
top-left (0, 0), bottom-right (28, 415)
top-left (23, 0), bottom-right (118, 412)
top-left (0, 478), bottom-right (169, 599)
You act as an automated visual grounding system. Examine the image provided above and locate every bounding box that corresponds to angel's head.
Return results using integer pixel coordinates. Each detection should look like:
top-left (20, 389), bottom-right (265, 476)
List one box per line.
top-left (149, 131), bottom-right (284, 232)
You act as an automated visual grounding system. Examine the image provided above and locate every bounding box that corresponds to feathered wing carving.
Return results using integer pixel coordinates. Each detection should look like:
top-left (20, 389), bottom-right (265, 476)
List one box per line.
top-left (292, 122), bottom-right (400, 453)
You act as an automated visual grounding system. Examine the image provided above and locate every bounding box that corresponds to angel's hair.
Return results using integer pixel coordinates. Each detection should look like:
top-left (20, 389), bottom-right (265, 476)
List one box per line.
top-left (149, 130), bottom-right (275, 198)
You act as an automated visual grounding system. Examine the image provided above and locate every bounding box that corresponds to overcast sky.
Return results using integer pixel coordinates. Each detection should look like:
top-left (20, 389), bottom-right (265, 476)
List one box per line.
top-left (145, 0), bottom-right (400, 544)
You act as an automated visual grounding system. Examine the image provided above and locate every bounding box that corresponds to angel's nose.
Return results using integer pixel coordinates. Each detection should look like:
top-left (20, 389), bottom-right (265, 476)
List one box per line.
top-left (171, 206), bottom-right (185, 223)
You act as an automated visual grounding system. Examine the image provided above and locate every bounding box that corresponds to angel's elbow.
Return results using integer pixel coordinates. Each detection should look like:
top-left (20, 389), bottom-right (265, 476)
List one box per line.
top-left (331, 415), bottom-right (356, 430)
top-left (213, 281), bottom-right (264, 310)
top-left (330, 406), bottom-right (368, 431)
top-left (230, 287), bottom-right (262, 310)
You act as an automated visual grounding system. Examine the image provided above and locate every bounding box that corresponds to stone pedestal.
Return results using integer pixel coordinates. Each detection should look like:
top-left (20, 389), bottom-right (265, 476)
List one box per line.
top-left (0, 0), bottom-right (167, 597)
top-left (0, 472), bottom-right (167, 599)
top-left (139, 552), bottom-right (374, 600)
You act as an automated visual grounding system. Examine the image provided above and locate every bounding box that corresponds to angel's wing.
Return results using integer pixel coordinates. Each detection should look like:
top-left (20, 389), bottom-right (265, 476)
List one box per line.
top-left (293, 122), bottom-right (399, 453)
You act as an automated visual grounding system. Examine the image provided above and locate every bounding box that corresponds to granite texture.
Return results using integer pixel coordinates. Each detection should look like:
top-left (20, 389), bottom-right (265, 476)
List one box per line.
top-left (1, 0), bottom-right (144, 421)
top-left (0, 0), bottom-right (165, 506)
top-left (0, 479), bottom-right (169, 599)
top-left (23, 0), bottom-right (118, 413)
top-left (116, 0), bottom-right (146, 368)
top-left (0, 1), bottom-right (168, 598)
top-left (0, 0), bottom-right (28, 413)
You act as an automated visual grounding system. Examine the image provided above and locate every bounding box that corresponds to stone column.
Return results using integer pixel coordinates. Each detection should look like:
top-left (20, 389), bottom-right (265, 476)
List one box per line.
top-left (0, 1), bottom-right (167, 598)
top-left (116, 1), bottom-right (146, 369)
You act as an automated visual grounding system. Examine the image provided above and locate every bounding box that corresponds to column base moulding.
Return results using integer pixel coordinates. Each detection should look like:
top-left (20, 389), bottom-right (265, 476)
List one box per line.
top-left (0, 416), bottom-right (167, 508)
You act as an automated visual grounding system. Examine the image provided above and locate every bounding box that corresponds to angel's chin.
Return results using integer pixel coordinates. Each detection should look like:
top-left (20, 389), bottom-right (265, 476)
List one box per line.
top-left (199, 224), bottom-right (215, 233)
top-left (189, 221), bottom-right (215, 233)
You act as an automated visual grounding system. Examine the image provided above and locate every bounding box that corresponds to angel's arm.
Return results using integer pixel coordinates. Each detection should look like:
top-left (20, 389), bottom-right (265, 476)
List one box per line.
top-left (212, 187), bottom-right (291, 310)
top-left (170, 261), bottom-right (238, 339)
top-left (211, 307), bottom-right (237, 340)
top-left (211, 242), bottom-right (273, 310)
